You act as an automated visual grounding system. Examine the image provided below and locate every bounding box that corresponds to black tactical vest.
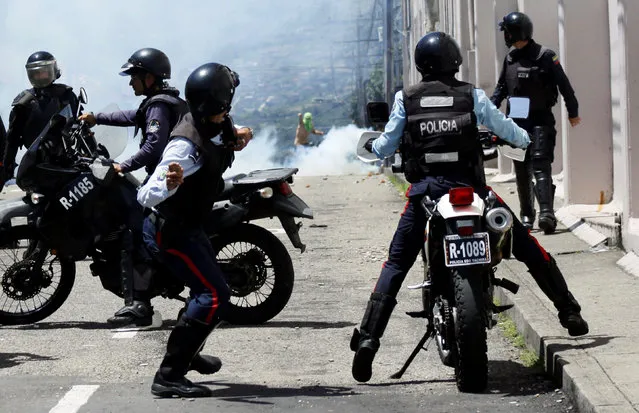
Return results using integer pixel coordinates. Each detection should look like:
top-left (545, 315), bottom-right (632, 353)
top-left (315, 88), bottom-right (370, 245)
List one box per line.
top-left (402, 79), bottom-right (484, 185)
top-left (505, 46), bottom-right (558, 112)
top-left (12, 84), bottom-right (77, 148)
top-left (134, 89), bottom-right (188, 173)
top-left (156, 113), bottom-right (235, 229)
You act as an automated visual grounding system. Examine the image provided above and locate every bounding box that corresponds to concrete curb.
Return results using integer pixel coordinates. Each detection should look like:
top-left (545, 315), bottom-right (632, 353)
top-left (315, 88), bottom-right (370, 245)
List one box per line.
top-left (495, 279), bottom-right (636, 413)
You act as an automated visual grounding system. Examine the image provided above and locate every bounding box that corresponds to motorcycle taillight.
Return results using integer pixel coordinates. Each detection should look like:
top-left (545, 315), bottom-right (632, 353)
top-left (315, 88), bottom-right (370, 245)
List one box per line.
top-left (449, 187), bottom-right (474, 206)
top-left (278, 181), bottom-right (293, 196)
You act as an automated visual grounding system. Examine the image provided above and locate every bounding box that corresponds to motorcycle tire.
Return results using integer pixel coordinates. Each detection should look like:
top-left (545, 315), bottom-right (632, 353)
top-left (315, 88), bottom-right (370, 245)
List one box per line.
top-left (453, 267), bottom-right (488, 393)
top-left (209, 223), bottom-right (294, 325)
top-left (0, 229), bottom-right (76, 325)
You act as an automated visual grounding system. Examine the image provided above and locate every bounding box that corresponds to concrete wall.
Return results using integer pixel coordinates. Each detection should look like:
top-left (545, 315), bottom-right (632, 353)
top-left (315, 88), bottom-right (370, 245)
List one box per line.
top-left (399, 0), bottom-right (639, 255)
top-left (558, 0), bottom-right (613, 205)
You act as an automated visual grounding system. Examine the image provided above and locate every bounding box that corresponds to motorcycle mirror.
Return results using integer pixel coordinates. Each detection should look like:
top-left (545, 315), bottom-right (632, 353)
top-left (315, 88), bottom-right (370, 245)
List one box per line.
top-left (76, 87), bottom-right (88, 119)
top-left (356, 131), bottom-right (382, 163)
top-left (79, 87), bottom-right (88, 104)
top-left (366, 101), bottom-right (390, 126)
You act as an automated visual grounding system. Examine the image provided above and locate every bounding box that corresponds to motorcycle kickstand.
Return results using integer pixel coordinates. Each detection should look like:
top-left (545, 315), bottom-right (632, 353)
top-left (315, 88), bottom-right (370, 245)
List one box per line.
top-left (390, 323), bottom-right (435, 379)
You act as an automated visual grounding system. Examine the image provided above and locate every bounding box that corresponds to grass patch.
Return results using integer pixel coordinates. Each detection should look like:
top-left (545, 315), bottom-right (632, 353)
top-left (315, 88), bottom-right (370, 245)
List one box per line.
top-left (494, 299), bottom-right (542, 368)
top-left (387, 173), bottom-right (410, 195)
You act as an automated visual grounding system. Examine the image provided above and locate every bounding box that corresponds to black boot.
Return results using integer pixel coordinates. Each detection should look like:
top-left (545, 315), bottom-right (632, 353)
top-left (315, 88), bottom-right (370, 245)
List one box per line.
top-left (109, 229), bottom-right (154, 327)
top-left (151, 315), bottom-right (215, 398)
top-left (528, 256), bottom-right (589, 336)
top-left (534, 167), bottom-right (557, 234)
top-left (514, 159), bottom-right (536, 229)
top-left (107, 300), bottom-right (153, 327)
top-left (350, 292), bottom-right (397, 383)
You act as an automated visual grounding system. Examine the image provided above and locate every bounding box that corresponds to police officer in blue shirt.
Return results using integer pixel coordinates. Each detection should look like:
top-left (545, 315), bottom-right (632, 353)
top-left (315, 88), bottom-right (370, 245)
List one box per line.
top-left (79, 48), bottom-right (188, 327)
top-left (138, 62), bottom-right (252, 397)
top-left (350, 32), bottom-right (588, 384)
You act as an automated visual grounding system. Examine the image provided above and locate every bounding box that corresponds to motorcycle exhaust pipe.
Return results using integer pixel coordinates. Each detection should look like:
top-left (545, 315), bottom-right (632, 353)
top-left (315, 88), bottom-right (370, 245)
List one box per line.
top-left (485, 207), bottom-right (513, 233)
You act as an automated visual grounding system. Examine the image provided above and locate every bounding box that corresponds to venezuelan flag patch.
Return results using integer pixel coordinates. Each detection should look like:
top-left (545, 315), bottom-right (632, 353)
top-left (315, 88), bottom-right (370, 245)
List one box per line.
top-left (552, 54), bottom-right (560, 65)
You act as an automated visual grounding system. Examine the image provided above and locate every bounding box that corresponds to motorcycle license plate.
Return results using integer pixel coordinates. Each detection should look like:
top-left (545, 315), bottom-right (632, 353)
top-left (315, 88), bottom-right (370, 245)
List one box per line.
top-left (443, 232), bottom-right (491, 267)
top-left (57, 176), bottom-right (96, 211)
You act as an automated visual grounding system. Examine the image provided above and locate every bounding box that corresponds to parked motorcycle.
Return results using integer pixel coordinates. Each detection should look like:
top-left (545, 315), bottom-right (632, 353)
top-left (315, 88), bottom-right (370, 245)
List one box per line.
top-left (356, 102), bottom-right (520, 392)
top-left (0, 88), bottom-right (313, 326)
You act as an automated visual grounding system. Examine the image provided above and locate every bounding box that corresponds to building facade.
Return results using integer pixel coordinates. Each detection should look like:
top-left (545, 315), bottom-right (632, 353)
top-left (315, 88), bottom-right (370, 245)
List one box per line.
top-left (401, 0), bottom-right (639, 253)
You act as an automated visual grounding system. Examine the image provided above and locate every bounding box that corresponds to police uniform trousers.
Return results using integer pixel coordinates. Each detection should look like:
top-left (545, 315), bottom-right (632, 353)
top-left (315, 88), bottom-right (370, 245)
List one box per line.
top-left (512, 111), bottom-right (557, 227)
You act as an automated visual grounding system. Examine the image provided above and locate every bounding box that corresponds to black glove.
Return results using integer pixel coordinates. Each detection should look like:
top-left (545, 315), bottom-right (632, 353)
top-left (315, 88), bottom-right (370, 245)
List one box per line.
top-left (364, 138), bottom-right (375, 153)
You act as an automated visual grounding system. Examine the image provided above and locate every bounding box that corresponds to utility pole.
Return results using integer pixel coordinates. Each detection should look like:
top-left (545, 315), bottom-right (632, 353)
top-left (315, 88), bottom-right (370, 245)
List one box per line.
top-left (383, 0), bottom-right (393, 106)
top-left (355, 1), bottom-right (367, 126)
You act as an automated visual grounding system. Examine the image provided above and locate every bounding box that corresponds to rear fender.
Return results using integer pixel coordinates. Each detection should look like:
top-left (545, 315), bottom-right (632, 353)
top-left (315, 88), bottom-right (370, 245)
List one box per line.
top-left (278, 215), bottom-right (306, 253)
top-left (436, 194), bottom-right (485, 219)
top-left (272, 193), bottom-right (314, 219)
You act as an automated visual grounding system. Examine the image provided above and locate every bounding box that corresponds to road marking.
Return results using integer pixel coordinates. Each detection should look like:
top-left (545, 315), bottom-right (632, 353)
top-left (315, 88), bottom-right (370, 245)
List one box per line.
top-left (49, 385), bottom-right (99, 413)
top-left (268, 228), bottom-right (285, 234)
top-left (112, 331), bottom-right (137, 339)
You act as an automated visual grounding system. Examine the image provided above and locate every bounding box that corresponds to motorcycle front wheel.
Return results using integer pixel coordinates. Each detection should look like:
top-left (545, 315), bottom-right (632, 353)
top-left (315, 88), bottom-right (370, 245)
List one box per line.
top-left (0, 229), bottom-right (76, 325)
top-left (209, 223), bottom-right (294, 325)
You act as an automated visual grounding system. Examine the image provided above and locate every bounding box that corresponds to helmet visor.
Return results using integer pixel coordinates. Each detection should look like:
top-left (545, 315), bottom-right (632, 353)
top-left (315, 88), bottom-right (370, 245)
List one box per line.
top-left (26, 60), bottom-right (57, 88)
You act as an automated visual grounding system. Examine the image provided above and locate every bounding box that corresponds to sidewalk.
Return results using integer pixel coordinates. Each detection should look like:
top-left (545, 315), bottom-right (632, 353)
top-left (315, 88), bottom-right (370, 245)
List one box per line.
top-left (386, 169), bottom-right (639, 413)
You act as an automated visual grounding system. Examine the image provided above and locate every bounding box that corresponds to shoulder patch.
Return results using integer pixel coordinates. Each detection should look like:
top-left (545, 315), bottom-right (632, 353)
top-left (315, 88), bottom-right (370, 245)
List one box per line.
top-left (188, 147), bottom-right (201, 163)
top-left (552, 54), bottom-right (560, 65)
top-left (148, 119), bottom-right (161, 133)
top-left (156, 166), bottom-right (168, 181)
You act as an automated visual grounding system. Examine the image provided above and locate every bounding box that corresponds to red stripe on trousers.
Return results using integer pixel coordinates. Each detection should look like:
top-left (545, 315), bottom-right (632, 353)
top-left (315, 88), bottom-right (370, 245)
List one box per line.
top-left (165, 248), bottom-right (220, 324)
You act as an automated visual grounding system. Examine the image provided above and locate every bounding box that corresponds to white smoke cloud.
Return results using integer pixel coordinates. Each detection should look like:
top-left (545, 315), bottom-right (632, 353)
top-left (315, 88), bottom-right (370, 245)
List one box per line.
top-left (0, 0), bottom-right (373, 177)
top-left (225, 124), bottom-right (379, 177)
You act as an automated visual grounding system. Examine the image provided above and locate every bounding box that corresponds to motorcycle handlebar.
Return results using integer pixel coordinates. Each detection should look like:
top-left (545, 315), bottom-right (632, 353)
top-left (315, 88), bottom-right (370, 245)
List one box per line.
top-left (478, 130), bottom-right (517, 148)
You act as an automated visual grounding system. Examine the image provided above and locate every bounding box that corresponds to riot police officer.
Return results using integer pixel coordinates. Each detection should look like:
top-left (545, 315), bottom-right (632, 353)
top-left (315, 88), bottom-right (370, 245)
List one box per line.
top-left (79, 48), bottom-right (188, 327)
top-left (137, 63), bottom-right (250, 397)
top-left (350, 31), bottom-right (588, 384)
top-left (2, 51), bottom-right (79, 187)
top-left (491, 12), bottom-right (580, 234)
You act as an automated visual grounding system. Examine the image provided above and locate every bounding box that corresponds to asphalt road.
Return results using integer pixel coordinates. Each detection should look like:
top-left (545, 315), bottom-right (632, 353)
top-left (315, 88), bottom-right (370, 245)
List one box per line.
top-left (0, 176), bottom-right (576, 412)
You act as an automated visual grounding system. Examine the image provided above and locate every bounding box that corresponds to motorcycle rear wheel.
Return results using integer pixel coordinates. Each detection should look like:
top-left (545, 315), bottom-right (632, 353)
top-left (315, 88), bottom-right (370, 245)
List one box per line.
top-left (210, 223), bottom-right (294, 325)
top-left (0, 230), bottom-right (75, 325)
top-left (453, 267), bottom-right (488, 393)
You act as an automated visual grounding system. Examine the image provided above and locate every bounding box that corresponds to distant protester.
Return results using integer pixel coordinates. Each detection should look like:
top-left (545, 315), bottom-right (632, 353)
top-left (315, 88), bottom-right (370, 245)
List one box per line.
top-left (294, 112), bottom-right (324, 146)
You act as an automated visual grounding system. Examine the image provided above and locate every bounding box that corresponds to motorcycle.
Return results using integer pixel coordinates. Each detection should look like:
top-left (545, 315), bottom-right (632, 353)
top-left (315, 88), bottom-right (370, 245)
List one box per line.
top-left (356, 102), bottom-right (521, 392)
top-left (0, 88), bottom-right (313, 326)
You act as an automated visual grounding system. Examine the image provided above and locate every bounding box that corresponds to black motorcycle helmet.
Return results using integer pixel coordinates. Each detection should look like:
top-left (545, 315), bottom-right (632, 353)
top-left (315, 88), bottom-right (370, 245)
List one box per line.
top-left (499, 12), bottom-right (533, 47)
top-left (185, 63), bottom-right (240, 123)
top-left (414, 32), bottom-right (463, 76)
top-left (119, 47), bottom-right (171, 79)
top-left (25, 51), bottom-right (61, 89)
